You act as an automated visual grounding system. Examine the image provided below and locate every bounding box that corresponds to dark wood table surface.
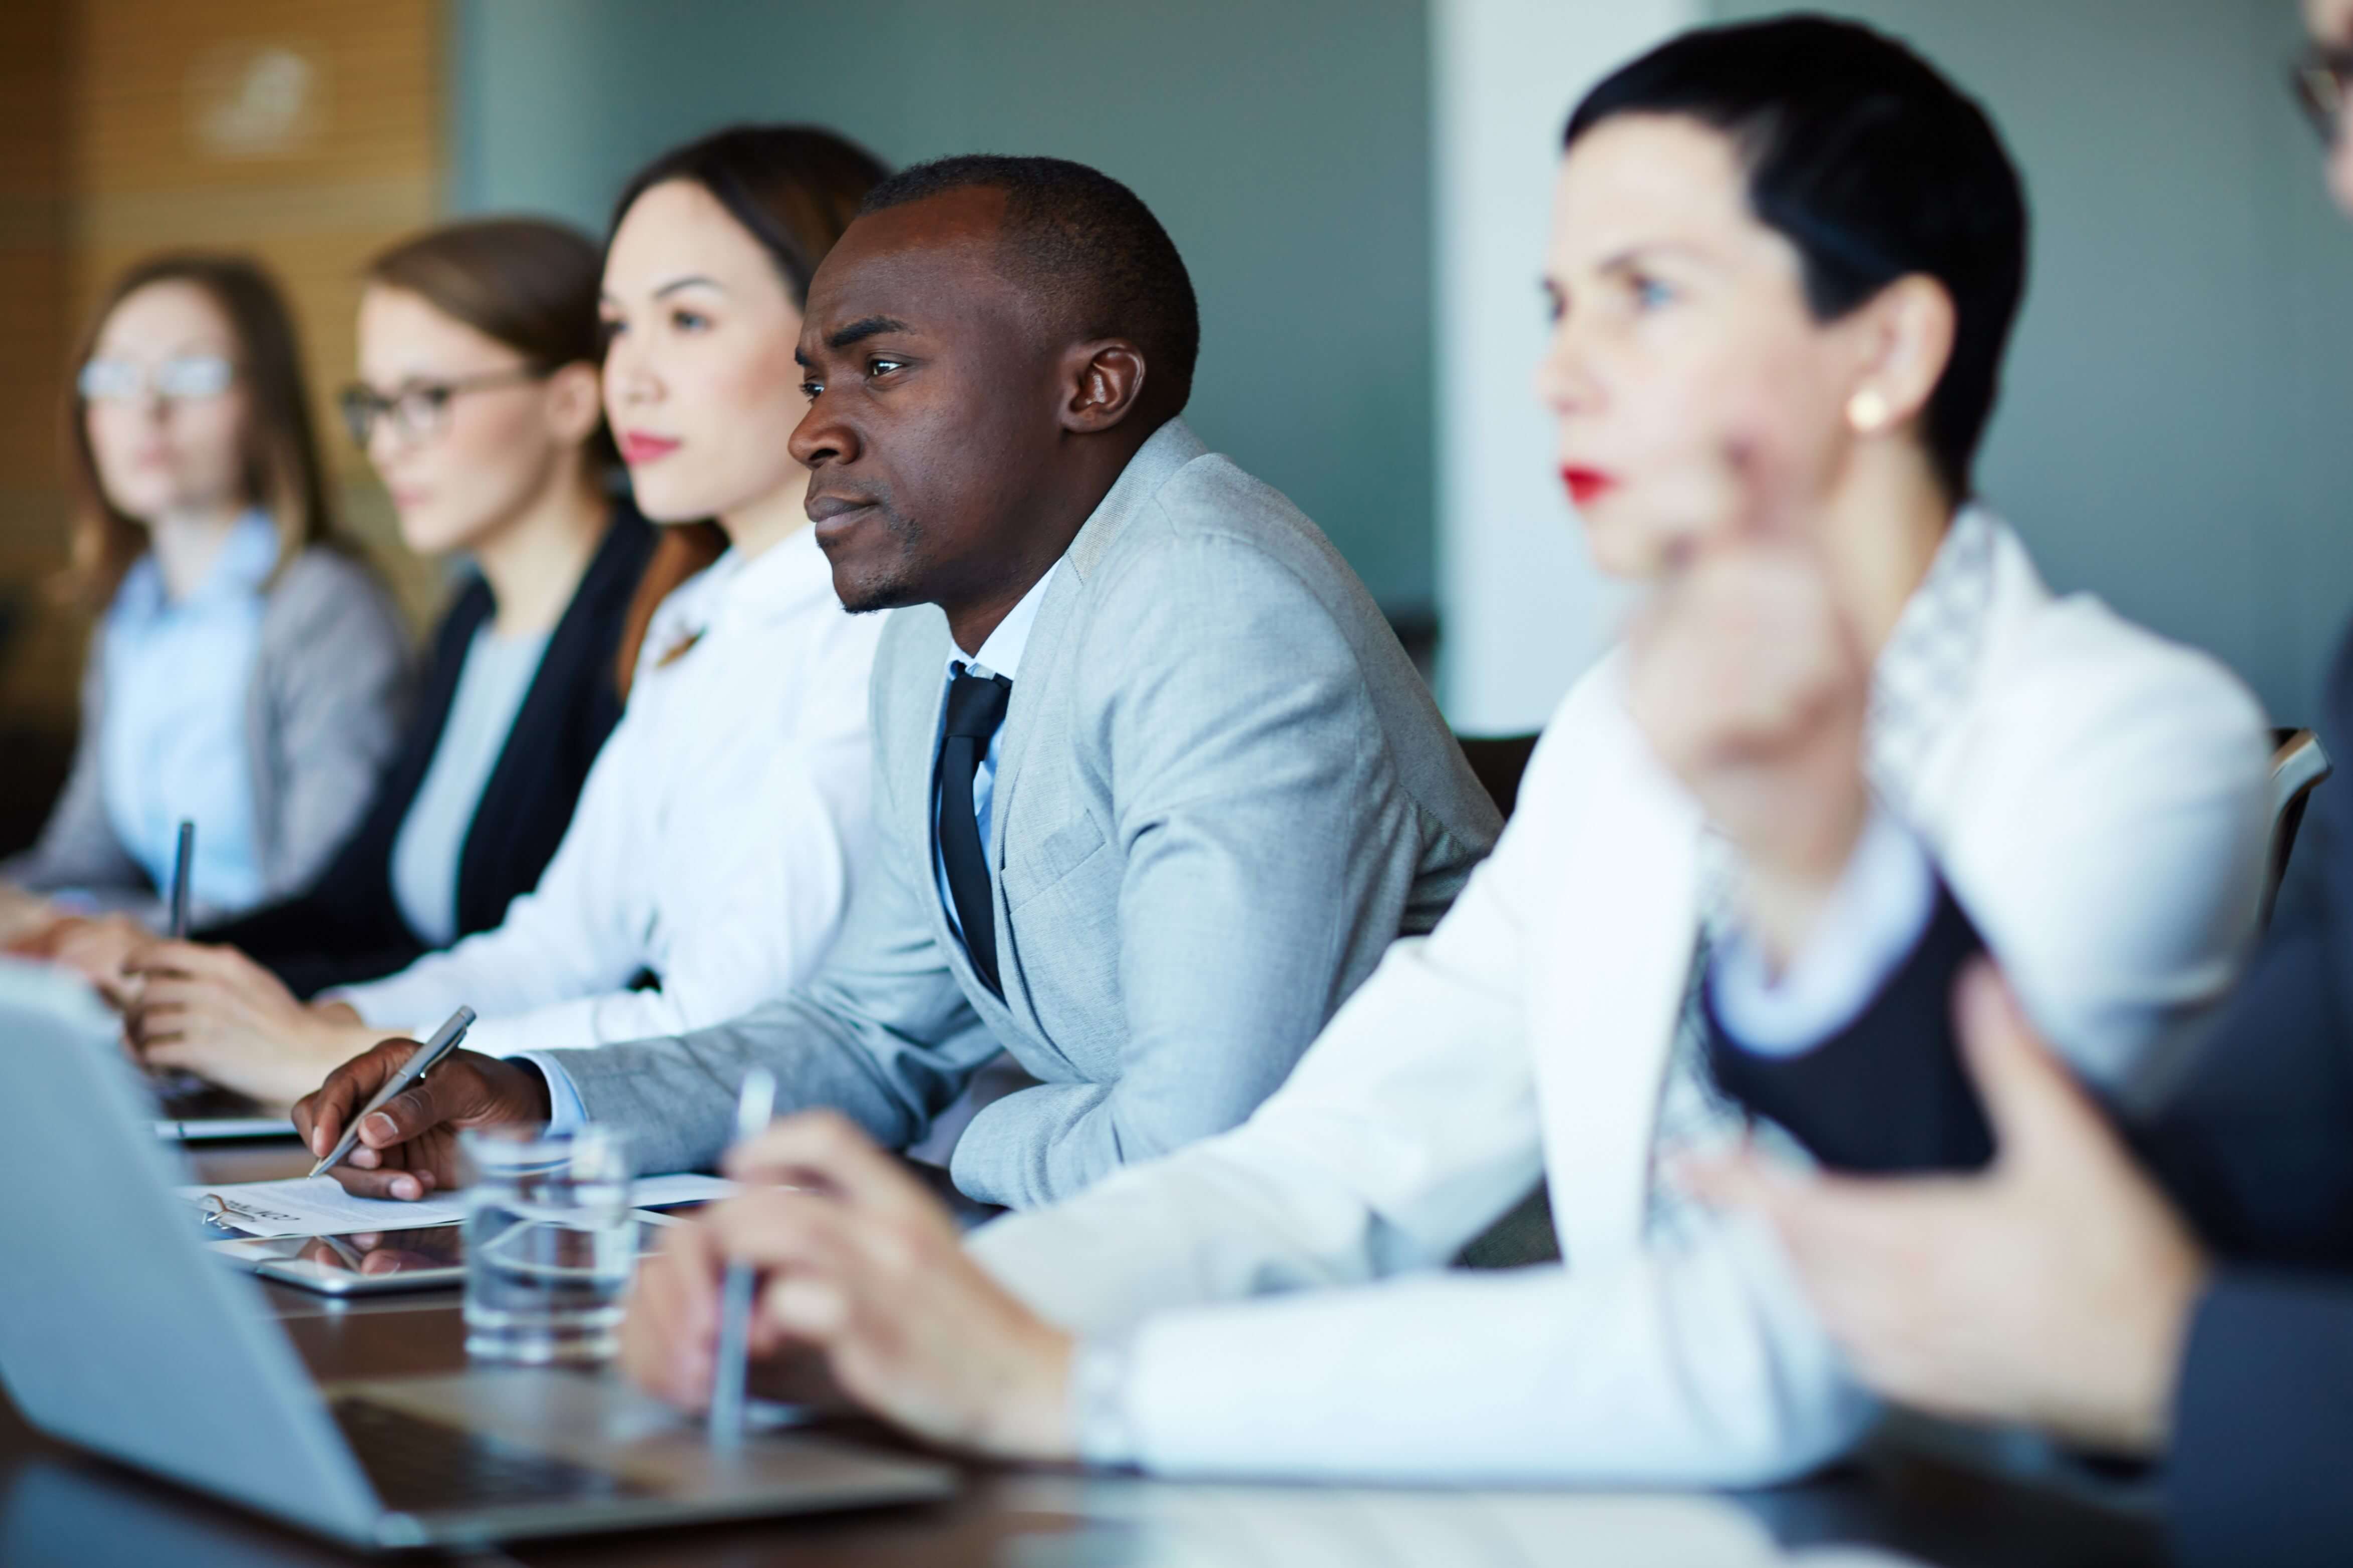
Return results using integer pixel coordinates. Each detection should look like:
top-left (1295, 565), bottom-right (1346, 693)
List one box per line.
top-left (0, 1139), bottom-right (2174, 1566)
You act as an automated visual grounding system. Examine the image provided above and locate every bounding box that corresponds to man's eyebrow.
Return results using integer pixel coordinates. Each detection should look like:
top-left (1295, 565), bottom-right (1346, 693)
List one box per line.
top-left (825, 315), bottom-right (914, 350)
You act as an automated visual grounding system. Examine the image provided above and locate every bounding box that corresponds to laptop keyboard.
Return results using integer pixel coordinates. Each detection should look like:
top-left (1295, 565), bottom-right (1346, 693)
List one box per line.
top-left (332, 1396), bottom-right (650, 1513)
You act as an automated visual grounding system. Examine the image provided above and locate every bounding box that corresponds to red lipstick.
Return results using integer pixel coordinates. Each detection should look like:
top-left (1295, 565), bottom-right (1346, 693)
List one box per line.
top-left (619, 431), bottom-right (681, 466)
top-left (1562, 466), bottom-right (1617, 507)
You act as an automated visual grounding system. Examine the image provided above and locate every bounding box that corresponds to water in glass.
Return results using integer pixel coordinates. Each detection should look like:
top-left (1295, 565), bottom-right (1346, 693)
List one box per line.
top-left (460, 1125), bottom-right (634, 1364)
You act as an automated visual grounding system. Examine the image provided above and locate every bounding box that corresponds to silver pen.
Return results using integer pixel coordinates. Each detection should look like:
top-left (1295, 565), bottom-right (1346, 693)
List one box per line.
top-left (708, 1066), bottom-right (777, 1450)
top-left (167, 819), bottom-right (195, 939)
top-left (306, 1006), bottom-right (477, 1179)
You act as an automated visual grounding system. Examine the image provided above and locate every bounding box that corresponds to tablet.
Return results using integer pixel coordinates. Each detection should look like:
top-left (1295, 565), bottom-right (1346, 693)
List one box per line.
top-left (212, 1211), bottom-right (684, 1296)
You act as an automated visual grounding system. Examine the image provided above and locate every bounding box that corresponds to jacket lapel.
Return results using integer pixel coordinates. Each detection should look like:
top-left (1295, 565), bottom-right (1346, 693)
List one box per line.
top-left (984, 418), bottom-right (1208, 1028)
top-left (1530, 663), bottom-right (1703, 1266)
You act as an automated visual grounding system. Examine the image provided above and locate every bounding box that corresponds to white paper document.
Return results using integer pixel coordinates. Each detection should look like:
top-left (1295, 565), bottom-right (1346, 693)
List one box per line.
top-left (179, 1173), bottom-right (738, 1238)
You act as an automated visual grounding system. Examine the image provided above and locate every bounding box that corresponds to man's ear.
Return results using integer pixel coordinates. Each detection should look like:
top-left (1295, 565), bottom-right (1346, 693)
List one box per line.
top-left (1057, 340), bottom-right (1148, 433)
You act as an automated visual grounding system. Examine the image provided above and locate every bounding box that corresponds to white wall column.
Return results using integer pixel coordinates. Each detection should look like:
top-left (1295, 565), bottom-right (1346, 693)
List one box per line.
top-left (1431, 0), bottom-right (1695, 733)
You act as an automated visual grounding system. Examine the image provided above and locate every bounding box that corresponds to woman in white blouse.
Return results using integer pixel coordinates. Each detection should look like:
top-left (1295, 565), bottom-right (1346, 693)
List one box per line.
top-left (125, 126), bottom-right (894, 1104)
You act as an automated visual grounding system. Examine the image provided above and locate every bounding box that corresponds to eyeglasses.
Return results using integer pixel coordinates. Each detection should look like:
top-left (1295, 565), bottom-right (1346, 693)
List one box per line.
top-left (2290, 44), bottom-right (2353, 143)
top-left (338, 366), bottom-right (545, 447)
top-left (77, 353), bottom-right (236, 405)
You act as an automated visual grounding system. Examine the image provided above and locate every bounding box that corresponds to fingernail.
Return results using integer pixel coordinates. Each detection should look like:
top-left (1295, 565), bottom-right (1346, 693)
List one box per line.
top-left (394, 1177), bottom-right (418, 1200)
top-left (365, 1112), bottom-right (398, 1142)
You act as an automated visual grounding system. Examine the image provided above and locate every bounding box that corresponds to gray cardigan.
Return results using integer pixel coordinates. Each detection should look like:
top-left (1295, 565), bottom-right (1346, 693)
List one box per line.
top-left (4, 546), bottom-right (413, 923)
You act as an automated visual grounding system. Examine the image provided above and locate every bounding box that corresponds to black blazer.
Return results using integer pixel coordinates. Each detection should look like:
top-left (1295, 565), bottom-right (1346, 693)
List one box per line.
top-left (203, 510), bottom-right (655, 996)
top-left (1701, 624), bottom-right (2353, 1568)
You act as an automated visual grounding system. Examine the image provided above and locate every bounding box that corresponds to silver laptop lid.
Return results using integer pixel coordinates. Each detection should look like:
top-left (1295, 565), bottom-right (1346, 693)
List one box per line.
top-left (0, 962), bottom-right (382, 1542)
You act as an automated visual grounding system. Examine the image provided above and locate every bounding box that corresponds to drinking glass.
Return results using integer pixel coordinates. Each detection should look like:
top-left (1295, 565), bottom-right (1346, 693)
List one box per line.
top-left (459, 1125), bottom-right (635, 1364)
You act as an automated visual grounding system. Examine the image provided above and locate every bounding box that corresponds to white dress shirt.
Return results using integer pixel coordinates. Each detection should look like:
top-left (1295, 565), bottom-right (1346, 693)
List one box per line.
top-left (933, 559), bottom-right (1062, 946)
top-left (329, 525), bottom-right (882, 1060)
top-left (969, 508), bottom-right (2271, 1485)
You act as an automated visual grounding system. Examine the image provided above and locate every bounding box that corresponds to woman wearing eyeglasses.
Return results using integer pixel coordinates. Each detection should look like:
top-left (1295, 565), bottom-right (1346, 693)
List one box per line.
top-left (109, 127), bottom-right (893, 1109)
top-left (0, 255), bottom-right (409, 942)
top-left (37, 220), bottom-right (654, 1017)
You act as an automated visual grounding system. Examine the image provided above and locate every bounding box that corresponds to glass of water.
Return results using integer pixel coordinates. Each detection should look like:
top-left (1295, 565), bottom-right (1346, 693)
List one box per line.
top-left (459, 1125), bottom-right (635, 1365)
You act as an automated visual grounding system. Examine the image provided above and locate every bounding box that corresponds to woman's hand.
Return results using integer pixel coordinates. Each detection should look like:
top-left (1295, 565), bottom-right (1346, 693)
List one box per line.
top-left (32, 913), bottom-right (154, 1004)
top-left (0, 884), bottom-right (65, 951)
top-left (1682, 964), bottom-right (2208, 1453)
top-left (123, 940), bottom-right (381, 1107)
top-left (622, 1112), bottom-right (1078, 1462)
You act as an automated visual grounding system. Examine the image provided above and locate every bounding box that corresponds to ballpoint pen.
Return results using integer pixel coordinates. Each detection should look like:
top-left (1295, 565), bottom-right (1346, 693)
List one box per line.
top-left (709, 1066), bottom-right (776, 1451)
top-left (306, 1006), bottom-right (477, 1179)
top-left (167, 820), bottom-right (194, 940)
top-left (153, 820), bottom-right (205, 1100)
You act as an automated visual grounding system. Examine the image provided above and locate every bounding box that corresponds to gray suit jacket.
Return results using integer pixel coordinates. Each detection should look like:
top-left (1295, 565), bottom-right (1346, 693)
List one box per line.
top-left (551, 420), bottom-right (1501, 1207)
top-left (4, 545), bottom-right (412, 925)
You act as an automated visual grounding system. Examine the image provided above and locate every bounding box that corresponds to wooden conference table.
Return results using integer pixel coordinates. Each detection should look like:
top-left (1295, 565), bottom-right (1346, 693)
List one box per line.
top-left (0, 1141), bottom-right (2172, 1567)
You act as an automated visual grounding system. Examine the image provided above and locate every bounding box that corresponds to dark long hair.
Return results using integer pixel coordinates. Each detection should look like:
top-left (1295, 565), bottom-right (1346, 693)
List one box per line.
top-left (65, 253), bottom-right (338, 605)
top-left (604, 124), bottom-right (888, 697)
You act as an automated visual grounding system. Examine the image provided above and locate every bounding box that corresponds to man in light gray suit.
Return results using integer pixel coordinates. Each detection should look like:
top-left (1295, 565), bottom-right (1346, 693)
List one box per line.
top-left (294, 155), bottom-right (1500, 1210)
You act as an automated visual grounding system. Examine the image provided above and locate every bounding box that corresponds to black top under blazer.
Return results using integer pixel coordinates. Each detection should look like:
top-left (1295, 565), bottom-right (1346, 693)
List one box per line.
top-left (202, 510), bottom-right (655, 996)
top-left (1702, 623), bottom-right (2353, 1568)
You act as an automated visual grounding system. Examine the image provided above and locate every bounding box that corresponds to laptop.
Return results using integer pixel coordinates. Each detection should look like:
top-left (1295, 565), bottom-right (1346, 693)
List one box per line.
top-left (0, 962), bottom-right (957, 1548)
top-left (151, 1070), bottom-right (291, 1141)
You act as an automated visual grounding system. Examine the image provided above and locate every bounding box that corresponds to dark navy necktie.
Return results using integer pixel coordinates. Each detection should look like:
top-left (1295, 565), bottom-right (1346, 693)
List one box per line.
top-left (936, 666), bottom-right (1014, 994)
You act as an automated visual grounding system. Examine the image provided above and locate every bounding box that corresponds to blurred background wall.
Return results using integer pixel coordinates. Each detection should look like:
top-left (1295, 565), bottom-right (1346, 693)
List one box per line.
top-left (4, 1), bottom-right (2351, 850)
top-left (449, 0), bottom-right (1437, 642)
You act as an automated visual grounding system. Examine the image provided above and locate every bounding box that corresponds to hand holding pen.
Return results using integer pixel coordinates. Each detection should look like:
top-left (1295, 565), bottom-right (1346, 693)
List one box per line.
top-left (290, 1011), bottom-right (553, 1200)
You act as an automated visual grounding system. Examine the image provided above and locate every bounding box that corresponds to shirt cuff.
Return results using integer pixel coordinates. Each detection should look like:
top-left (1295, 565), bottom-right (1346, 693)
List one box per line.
top-left (1069, 1332), bottom-right (1143, 1469)
top-left (1711, 807), bottom-right (1938, 1056)
top-left (512, 1050), bottom-right (588, 1134)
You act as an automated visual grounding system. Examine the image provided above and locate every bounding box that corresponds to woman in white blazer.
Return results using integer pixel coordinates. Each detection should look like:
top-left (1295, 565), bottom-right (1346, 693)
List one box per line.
top-left (113, 128), bottom-right (895, 1110)
top-left (611, 19), bottom-right (2272, 1486)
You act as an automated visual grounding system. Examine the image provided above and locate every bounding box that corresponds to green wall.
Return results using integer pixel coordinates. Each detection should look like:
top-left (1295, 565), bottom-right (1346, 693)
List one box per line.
top-left (451, 0), bottom-right (1436, 622)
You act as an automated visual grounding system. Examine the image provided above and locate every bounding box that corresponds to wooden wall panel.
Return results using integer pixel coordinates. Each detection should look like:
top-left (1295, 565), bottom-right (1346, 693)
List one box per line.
top-left (0, 0), bottom-right (77, 726)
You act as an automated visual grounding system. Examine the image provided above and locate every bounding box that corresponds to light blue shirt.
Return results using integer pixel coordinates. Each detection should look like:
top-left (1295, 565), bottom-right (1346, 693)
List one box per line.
top-left (97, 512), bottom-right (276, 916)
top-left (388, 621), bottom-right (550, 948)
top-left (536, 557), bottom-right (1067, 1138)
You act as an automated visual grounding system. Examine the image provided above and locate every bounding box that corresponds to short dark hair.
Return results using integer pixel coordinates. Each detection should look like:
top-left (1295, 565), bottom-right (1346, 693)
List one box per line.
top-left (1565, 15), bottom-right (2028, 499)
top-left (860, 154), bottom-right (1200, 412)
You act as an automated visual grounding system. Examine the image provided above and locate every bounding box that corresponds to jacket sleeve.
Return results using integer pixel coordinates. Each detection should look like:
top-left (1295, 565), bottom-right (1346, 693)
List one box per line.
top-left (2167, 1270), bottom-right (2353, 1568)
top-left (2, 624), bottom-right (146, 900)
top-left (969, 723), bottom-right (1550, 1327)
top-left (948, 532), bottom-right (1489, 1208)
top-left (538, 745), bottom-right (993, 1179)
top-left (253, 554), bottom-right (411, 906)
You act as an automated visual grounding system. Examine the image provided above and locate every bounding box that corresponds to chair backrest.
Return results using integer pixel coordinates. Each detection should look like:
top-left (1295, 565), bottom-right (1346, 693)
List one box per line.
top-left (1455, 733), bottom-right (1541, 822)
top-left (2263, 728), bottom-right (2331, 930)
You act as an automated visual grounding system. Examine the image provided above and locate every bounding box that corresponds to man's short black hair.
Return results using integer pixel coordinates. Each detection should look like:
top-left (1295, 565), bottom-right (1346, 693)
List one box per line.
top-left (1566, 15), bottom-right (2028, 500)
top-left (861, 154), bottom-right (1200, 411)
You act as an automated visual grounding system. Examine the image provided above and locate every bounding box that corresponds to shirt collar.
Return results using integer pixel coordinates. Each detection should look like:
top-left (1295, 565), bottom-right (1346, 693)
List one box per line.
top-left (948, 557), bottom-right (1064, 684)
top-left (691, 521), bottom-right (843, 634)
top-left (113, 510), bottom-right (278, 622)
top-left (1865, 504), bottom-right (1999, 813)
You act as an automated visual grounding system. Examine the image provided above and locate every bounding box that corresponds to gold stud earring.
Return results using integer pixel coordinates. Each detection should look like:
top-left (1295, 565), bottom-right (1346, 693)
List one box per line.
top-left (1846, 389), bottom-right (1891, 433)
